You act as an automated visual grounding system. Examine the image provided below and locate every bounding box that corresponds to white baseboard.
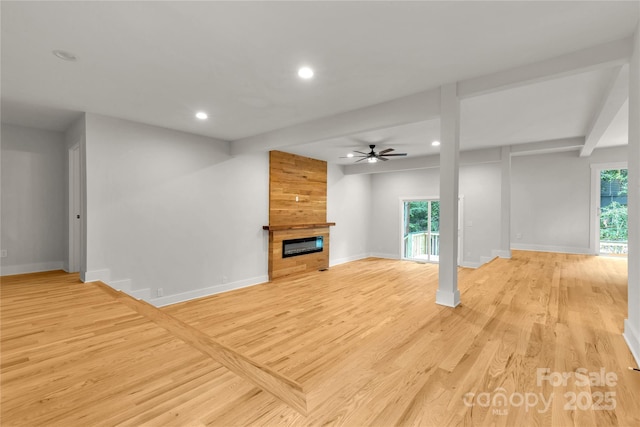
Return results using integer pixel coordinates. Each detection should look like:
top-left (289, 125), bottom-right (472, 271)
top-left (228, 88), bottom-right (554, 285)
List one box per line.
top-left (460, 260), bottom-right (483, 269)
top-left (130, 288), bottom-right (151, 300)
top-left (0, 261), bottom-right (64, 276)
top-left (492, 249), bottom-right (511, 259)
top-left (149, 275), bottom-right (269, 307)
top-left (82, 268), bottom-right (110, 283)
top-left (479, 255), bottom-right (494, 265)
top-left (510, 243), bottom-right (592, 255)
top-left (330, 253), bottom-right (369, 267)
top-left (623, 319), bottom-right (640, 367)
top-left (108, 278), bottom-right (132, 291)
top-left (113, 280), bottom-right (151, 301)
top-left (436, 289), bottom-right (461, 307)
top-left (96, 278), bottom-right (151, 301)
top-left (369, 252), bottom-right (401, 260)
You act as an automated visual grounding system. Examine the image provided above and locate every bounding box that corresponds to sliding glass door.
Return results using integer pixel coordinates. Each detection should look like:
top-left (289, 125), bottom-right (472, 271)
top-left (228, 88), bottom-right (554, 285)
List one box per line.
top-left (402, 200), bottom-right (440, 262)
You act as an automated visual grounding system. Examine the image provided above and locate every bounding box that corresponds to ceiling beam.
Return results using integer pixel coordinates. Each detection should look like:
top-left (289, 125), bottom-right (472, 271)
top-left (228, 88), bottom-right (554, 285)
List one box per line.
top-left (510, 137), bottom-right (586, 157)
top-left (579, 65), bottom-right (629, 157)
top-left (343, 137), bottom-right (586, 175)
top-left (458, 37), bottom-right (633, 99)
top-left (343, 147), bottom-right (501, 175)
top-left (230, 89), bottom-right (440, 156)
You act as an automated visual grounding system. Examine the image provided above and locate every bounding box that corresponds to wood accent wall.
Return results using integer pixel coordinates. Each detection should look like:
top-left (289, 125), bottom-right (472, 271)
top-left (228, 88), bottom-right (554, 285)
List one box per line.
top-left (267, 151), bottom-right (331, 280)
top-left (269, 151), bottom-right (327, 226)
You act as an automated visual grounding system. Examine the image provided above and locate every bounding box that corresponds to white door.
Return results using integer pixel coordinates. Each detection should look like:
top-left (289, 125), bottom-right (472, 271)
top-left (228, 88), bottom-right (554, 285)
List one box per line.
top-left (68, 145), bottom-right (81, 272)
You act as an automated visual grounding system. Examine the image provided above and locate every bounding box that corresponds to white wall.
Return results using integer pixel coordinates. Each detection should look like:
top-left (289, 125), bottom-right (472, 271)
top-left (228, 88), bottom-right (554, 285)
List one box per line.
top-left (511, 146), bottom-right (627, 254)
top-left (1, 124), bottom-right (67, 275)
top-left (83, 114), bottom-right (377, 304)
top-left (327, 164), bottom-right (371, 265)
top-left (624, 20), bottom-right (640, 366)
top-left (84, 113), bottom-right (269, 304)
top-left (368, 162), bottom-right (502, 267)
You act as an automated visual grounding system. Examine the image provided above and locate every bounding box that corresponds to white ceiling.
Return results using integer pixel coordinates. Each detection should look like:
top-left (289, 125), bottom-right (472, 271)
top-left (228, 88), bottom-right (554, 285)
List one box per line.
top-left (1, 1), bottom-right (637, 164)
top-left (285, 119), bottom-right (442, 165)
top-left (289, 67), bottom-right (621, 165)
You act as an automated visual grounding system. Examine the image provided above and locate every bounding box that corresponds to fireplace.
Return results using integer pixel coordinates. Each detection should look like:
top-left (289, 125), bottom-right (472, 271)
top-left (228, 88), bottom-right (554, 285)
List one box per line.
top-left (282, 236), bottom-right (324, 258)
top-left (263, 224), bottom-right (334, 280)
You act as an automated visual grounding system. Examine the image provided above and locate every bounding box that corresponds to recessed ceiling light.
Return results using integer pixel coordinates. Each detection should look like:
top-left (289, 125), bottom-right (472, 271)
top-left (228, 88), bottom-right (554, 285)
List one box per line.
top-left (195, 112), bottom-right (208, 120)
top-left (52, 50), bottom-right (77, 61)
top-left (432, 140), bottom-right (441, 146)
top-left (346, 153), bottom-right (354, 158)
top-left (298, 66), bottom-right (314, 79)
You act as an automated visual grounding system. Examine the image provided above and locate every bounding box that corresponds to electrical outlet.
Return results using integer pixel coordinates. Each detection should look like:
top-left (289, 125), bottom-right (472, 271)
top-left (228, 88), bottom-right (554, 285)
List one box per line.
top-left (516, 233), bottom-right (522, 240)
top-left (0, 250), bottom-right (7, 258)
top-left (156, 288), bottom-right (164, 297)
top-left (222, 276), bottom-right (228, 284)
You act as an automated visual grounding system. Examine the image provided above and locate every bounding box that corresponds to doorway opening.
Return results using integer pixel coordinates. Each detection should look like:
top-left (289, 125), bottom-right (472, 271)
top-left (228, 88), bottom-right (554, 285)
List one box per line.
top-left (591, 163), bottom-right (628, 257)
top-left (599, 168), bottom-right (628, 256)
top-left (402, 200), bottom-right (440, 262)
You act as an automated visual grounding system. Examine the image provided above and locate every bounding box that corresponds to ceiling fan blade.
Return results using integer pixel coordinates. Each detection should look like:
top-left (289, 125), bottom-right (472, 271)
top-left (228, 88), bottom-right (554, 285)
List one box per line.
top-left (378, 156), bottom-right (389, 161)
top-left (355, 157), bottom-right (369, 163)
top-left (381, 153), bottom-right (407, 157)
top-left (353, 151), bottom-right (369, 155)
top-left (378, 148), bottom-right (394, 155)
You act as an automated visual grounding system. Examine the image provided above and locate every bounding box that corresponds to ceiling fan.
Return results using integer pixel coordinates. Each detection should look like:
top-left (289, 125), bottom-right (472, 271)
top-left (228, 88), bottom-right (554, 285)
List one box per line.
top-left (342, 144), bottom-right (408, 163)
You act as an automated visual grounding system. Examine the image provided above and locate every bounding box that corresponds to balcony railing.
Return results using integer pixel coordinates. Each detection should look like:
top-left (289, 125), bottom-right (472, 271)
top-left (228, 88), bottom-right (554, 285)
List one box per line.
top-left (404, 231), bottom-right (439, 260)
top-left (600, 240), bottom-right (628, 255)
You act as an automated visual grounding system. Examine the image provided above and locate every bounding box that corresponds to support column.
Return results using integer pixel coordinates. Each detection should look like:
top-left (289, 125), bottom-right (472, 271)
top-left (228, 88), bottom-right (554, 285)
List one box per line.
top-left (624, 21), bottom-right (640, 366)
top-left (436, 83), bottom-right (461, 307)
top-left (499, 146), bottom-right (512, 259)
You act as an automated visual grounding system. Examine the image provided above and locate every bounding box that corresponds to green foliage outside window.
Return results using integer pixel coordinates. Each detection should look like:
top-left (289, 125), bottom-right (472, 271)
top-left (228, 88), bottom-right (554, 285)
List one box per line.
top-left (600, 169), bottom-right (627, 242)
top-left (407, 201), bottom-right (439, 233)
top-left (600, 201), bottom-right (627, 241)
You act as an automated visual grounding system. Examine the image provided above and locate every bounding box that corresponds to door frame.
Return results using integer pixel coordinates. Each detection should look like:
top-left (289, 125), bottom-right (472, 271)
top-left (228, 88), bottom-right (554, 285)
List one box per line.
top-left (399, 195), bottom-right (463, 265)
top-left (589, 162), bottom-right (628, 255)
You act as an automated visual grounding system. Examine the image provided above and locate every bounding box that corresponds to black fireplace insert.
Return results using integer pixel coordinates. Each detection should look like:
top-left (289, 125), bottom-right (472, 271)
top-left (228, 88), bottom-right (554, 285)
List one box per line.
top-left (282, 236), bottom-right (324, 258)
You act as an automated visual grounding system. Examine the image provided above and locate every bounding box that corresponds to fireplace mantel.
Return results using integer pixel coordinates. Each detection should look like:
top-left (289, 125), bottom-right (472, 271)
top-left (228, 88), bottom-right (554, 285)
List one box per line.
top-left (262, 222), bottom-right (335, 231)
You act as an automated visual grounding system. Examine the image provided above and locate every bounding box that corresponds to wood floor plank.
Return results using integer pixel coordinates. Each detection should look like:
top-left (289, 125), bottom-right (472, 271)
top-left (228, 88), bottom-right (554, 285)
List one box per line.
top-left (92, 282), bottom-right (308, 415)
top-left (2, 252), bottom-right (639, 426)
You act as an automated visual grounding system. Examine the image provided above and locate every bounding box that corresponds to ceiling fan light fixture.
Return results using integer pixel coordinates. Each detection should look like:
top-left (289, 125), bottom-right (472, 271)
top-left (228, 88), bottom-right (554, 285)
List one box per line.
top-left (342, 144), bottom-right (406, 163)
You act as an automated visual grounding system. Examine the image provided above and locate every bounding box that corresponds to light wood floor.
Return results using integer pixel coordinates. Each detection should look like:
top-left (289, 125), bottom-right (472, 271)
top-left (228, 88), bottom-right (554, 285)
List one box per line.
top-left (1, 251), bottom-right (639, 426)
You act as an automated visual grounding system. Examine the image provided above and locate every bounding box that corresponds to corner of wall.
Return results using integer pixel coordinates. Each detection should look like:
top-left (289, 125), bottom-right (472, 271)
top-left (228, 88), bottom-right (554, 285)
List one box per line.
top-left (492, 249), bottom-right (511, 259)
top-left (81, 268), bottom-right (110, 283)
top-left (329, 253), bottom-right (369, 267)
top-left (148, 275), bottom-right (269, 307)
top-left (1, 262), bottom-right (65, 276)
top-left (624, 320), bottom-right (640, 367)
